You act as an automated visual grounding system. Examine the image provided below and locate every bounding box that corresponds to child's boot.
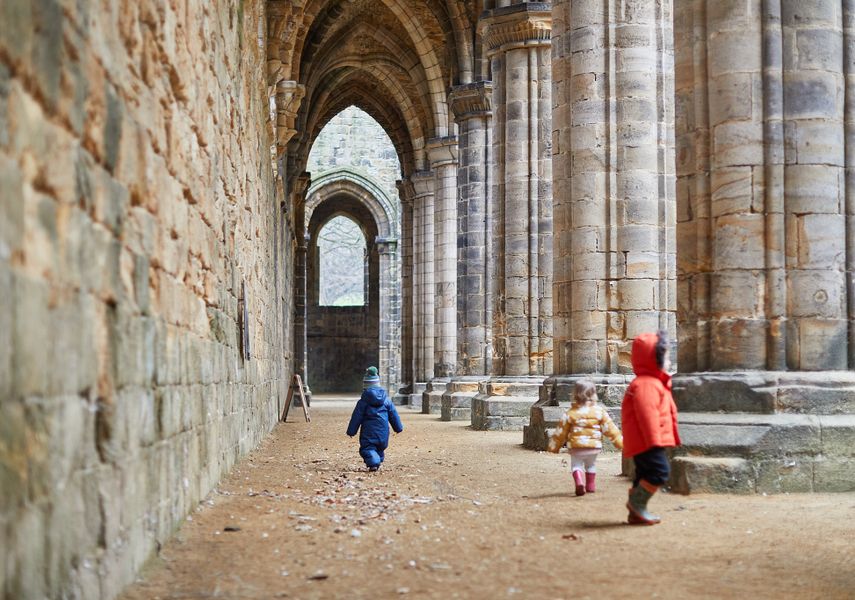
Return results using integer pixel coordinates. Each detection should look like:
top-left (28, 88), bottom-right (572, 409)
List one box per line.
top-left (585, 472), bottom-right (596, 493)
top-left (626, 480), bottom-right (661, 525)
top-left (572, 470), bottom-right (586, 496)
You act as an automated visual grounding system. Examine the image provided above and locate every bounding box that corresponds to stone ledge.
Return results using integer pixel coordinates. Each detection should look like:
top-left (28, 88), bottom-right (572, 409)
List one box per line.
top-left (670, 457), bottom-right (755, 494)
top-left (440, 377), bottom-right (484, 422)
top-left (669, 412), bottom-right (855, 494)
top-left (673, 371), bottom-right (855, 414)
top-left (472, 397), bottom-right (539, 431)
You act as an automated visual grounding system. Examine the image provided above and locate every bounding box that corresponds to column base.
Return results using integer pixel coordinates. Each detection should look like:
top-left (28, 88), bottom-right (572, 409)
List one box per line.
top-left (669, 371), bottom-right (855, 494)
top-left (393, 383), bottom-right (412, 406)
top-left (523, 374), bottom-right (630, 450)
top-left (440, 376), bottom-right (486, 421)
top-left (470, 376), bottom-right (546, 431)
top-left (406, 382), bottom-right (427, 410)
top-left (422, 378), bottom-right (449, 414)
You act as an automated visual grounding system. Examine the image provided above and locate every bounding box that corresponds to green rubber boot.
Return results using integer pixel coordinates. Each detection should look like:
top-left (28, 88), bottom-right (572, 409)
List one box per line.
top-left (626, 481), bottom-right (661, 525)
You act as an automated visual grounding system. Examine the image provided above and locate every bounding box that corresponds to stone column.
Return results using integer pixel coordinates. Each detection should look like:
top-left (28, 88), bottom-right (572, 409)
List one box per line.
top-left (669, 0), bottom-right (855, 493)
top-left (411, 171), bottom-right (435, 405)
top-left (422, 138), bottom-right (459, 413)
top-left (526, 0), bottom-right (677, 449)
top-left (293, 172), bottom-right (312, 401)
top-left (471, 3), bottom-right (554, 431)
top-left (376, 238), bottom-right (400, 396)
top-left (441, 82), bottom-right (495, 421)
top-left (394, 180), bottom-right (416, 405)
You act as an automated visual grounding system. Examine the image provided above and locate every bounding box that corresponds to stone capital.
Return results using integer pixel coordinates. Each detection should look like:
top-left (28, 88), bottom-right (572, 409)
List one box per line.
top-left (479, 3), bottom-right (551, 55)
top-left (292, 171), bottom-right (311, 199)
top-left (396, 179), bottom-right (416, 204)
top-left (274, 80), bottom-right (305, 152)
top-left (410, 170), bottom-right (435, 199)
top-left (426, 136), bottom-right (459, 168)
top-left (449, 82), bottom-right (493, 121)
top-left (375, 237), bottom-right (398, 254)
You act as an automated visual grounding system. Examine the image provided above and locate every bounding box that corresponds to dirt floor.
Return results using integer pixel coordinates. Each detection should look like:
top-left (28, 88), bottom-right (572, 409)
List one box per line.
top-left (121, 398), bottom-right (855, 600)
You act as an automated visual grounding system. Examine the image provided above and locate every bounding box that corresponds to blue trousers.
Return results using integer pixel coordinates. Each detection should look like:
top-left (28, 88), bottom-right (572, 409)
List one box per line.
top-left (359, 444), bottom-right (386, 468)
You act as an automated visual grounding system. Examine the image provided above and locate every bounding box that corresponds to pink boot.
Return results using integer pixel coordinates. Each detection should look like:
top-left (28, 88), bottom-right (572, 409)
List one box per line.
top-left (585, 472), bottom-right (596, 493)
top-left (572, 471), bottom-right (586, 496)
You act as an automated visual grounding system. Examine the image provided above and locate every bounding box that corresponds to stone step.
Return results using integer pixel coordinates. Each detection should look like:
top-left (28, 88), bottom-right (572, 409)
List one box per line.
top-left (673, 372), bottom-right (855, 414)
top-left (523, 407), bottom-right (855, 493)
top-left (440, 379), bottom-right (481, 422)
top-left (471, 397), bottom-right (538, 431)
top-left (671, 413), bottom-right (855, 493)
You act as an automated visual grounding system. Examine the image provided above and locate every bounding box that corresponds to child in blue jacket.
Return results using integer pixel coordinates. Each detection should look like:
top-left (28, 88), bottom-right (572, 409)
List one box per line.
top-left (346, 367), bottom-right (403, 471)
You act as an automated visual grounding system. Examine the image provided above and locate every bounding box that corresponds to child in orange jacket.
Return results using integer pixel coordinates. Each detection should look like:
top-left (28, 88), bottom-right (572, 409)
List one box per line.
top-left (547, 379), bottom-right (623, 496)
top-left (621, 331), bottom-right (681, 525)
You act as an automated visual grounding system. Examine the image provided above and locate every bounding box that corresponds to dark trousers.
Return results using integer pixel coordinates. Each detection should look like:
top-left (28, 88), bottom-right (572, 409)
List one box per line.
top-left (633, 447), bottom-right (670, 487)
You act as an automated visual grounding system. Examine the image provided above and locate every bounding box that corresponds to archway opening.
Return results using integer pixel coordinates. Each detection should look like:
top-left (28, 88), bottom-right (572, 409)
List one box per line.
top-left (318, 215), bottom-right (367, 307)
top-left (305, 106), bottom-right (402, 394)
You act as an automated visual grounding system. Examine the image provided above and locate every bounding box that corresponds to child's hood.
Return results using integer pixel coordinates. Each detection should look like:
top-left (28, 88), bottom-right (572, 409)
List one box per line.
top-left (631, 332), bottom-right (661, 377)
top-left (362, 386), bottom-right (387, 407)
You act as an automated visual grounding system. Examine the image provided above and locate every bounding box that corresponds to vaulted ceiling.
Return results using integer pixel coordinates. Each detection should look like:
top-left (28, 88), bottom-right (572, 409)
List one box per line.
top-left (267, 0), bottom-right (484, 177)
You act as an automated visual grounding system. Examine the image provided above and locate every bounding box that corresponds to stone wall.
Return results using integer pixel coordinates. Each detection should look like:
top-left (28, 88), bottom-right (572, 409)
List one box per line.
top-left (307, 106), bottom-right (401, 211)
top-left (0, 1), bottom-right (288, 598)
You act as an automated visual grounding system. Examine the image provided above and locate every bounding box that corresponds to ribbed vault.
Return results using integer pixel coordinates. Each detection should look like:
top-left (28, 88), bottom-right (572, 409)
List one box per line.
top-left (268, 0), bottom-right (478, 178)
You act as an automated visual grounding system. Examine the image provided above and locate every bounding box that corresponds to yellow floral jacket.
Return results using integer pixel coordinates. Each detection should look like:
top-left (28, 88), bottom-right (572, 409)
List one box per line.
top-left (547, 403), bottom-right (623, 452)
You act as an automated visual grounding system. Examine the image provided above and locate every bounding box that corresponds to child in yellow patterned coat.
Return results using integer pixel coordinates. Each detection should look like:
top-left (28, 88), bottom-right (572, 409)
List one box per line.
top-left (547, 379), bottom-right (623, 496)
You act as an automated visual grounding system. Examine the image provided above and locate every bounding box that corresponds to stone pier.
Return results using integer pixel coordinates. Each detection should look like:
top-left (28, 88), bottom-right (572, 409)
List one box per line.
top-left (423, 137), bottom-right (458, 413)
top-left (527, 0), bottom-right (677, 441)
top-left (471, 3), bottom-right (554, 430)
top-left (394, 179), bottom-right (416, 405)
top-left (412, 171), bottom-right (436, 410)
top-left (670, 0), bottom-right (855, 492)
top-left (441, 82), bottom-right (495, 421)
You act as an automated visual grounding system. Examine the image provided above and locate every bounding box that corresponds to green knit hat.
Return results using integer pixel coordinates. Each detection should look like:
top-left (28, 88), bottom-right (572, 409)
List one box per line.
top-left (363, 366), bottom-right (380, 388)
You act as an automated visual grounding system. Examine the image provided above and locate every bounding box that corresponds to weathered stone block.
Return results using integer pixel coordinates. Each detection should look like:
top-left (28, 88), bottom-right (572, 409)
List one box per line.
top-left (786, 270), bottom-right (845, 319)
top-left (788, 318), bottom-right (847, 370)
top-left (712, 213), bottom-right (765, 269)
top-left (670, 457), bottom-right (755, 495)
top-left (710, 318), bottom-right (767, 370)
top-left (813, 458), bottom-right (855, 492)
top-left (12, 274), bottom-right (50, 398)
top-left (755, 458), bottom-right (814, 494)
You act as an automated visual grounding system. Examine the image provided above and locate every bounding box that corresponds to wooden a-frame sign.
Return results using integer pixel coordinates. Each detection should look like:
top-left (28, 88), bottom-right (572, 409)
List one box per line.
top-left (281, 374), bottom-right (311, 423)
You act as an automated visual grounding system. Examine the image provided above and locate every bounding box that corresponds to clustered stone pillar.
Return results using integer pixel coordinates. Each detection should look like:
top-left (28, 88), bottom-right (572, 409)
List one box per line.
top-left (422, 138), bottom-right (459, 413)
top-left (411, 171), bottom-right (436, 404)
top-left (471, 3), bottom-right (554, 430)
top-left (293, 172), bottom-right (312, 399)
top-left (394, 180), bottom-right (416, 405)
top-left (376, 239), bottom-right (400, 395)
top-left (669, 0), bottom-right (855, 493)
top-left (525, 0), bottom-right (676, 449)
top-left (441, 82), bottom-right (495, 421)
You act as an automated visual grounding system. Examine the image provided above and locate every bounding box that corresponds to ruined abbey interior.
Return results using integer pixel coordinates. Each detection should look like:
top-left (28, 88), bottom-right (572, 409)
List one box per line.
top-left (3, 0), bottom-right (855, 597)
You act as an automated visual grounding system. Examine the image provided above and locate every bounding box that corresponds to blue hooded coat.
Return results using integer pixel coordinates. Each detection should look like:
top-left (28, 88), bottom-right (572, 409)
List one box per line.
top-left (346, 386), bottom-right (403, 468)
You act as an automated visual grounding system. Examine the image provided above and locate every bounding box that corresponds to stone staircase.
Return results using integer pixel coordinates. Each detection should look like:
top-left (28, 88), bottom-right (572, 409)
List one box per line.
top-left (523, 372), bottom-right (855, 494)
top-left (670, 373), bottom-right (855, 494)
top-left (471, 377), bottom-right (545, 430)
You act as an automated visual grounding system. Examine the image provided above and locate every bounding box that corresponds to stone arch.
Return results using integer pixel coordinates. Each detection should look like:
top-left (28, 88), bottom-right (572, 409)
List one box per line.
top-left (306, 169), bottom-right (397, 241)
top-left (304, 173), bottom-right (400, 394)
top-left (291, 0), bottom-right (453, 136)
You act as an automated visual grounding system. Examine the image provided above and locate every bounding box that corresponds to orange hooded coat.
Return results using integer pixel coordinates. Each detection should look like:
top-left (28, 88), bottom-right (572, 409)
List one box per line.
top-left (621, 333), bottom-right (681, 458)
